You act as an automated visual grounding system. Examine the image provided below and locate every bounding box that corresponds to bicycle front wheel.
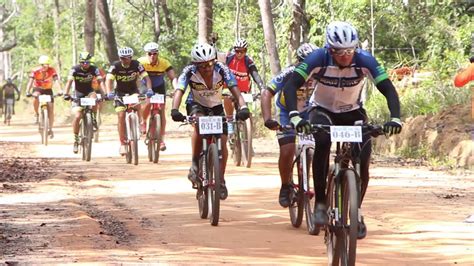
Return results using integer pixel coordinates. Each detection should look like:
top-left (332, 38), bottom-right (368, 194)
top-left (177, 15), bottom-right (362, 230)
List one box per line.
top-left (240, 117), bottom-right (253, 168)
top-left (83, 112), bottom-right (93, 161)
top-left (302, 147), bottom-right (319, 235)
top-left (152, 114), bottom-right (162, 163)
top-left (94, 110), bottom-right (101, 143)
top-left (289, 156), bottom-right (304, 228)
top-left (198, 156), bottom-right (209, 219)
top-left (207, 143), bottom-right (221, 226)
top-left (129, 114), bottom-right (139, 165)
top-left (42, 108), bottom-right (49, 146)
top-left (232, 122), bottom-right (242, 166)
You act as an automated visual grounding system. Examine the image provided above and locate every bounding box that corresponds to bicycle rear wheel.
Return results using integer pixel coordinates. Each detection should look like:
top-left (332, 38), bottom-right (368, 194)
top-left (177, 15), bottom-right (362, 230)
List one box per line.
top-left (129, 114), bottom-right (139, 165)
top-left (207, 143), bottom-right (221, 226)
top-left (152, 114), bottom-right (162, 163)
top-left (42, 108), bottom-right (49, 146)
top-left (198, 156), bottom-right (209, 219)
top-left (239, 117), bottom-right (253, 168)
top-left (147, 118), bottom-right (154, 162)
top-left (94, 110), bottom-right (101, 143)
top-left (289, 156), bottom-right (304, 228)
top-left (83, 112), bottom-right (93, 161)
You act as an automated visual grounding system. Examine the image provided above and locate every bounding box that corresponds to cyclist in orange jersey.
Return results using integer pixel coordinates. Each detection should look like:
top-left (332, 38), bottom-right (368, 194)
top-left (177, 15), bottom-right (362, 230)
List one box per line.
top-left (26, 55), bottom-right (63, 138)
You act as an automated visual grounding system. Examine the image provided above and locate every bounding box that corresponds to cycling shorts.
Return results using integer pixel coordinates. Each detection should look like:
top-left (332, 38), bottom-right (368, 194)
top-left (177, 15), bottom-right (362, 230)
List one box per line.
top-left (33, 88), bottom-right (54, 103)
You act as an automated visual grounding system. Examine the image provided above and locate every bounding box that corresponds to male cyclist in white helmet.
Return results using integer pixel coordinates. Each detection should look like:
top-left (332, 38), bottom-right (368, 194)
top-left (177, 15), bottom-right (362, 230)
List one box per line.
top-left (138, 42), bottom-right (178, 151)
top-left (261, 43), bottom-right (318, 208)
top-left (284, 21), bottom-right (402, 240)
top-left (171, 43), bottom-right (250, 200)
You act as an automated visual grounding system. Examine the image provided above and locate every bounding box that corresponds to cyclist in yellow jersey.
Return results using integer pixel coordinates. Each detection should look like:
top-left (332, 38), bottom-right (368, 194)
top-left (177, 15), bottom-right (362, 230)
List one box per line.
top-left (138, 42), bottom-right (178, 151)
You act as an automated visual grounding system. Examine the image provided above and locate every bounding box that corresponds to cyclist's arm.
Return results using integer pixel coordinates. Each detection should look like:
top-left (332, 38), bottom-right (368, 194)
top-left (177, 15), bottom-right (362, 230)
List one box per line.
top-left (261, 87), bottom-right (275, 122)
top-left (229, 85), bottom-right (246, 109)
top-left (249, 65), bottom-right (265, 93)
top-left (375, 79), bottom-right (401, 119)
top-left (142, 74), bottom-right (152, 91)
top-left (64, 79), bottom-right (74, 95)
top-left (105, 74), bottom-right (115, 94)
top-left (53, 76), bottom-right (63, 94)
top-left (171, 89), bottom-right (184, 110)
top-left (283, 72), bottom-right (306, 113)
top-left (166, 67), bottom-right (178, 89)
top-left (26, 77), bottom-right (34, 94)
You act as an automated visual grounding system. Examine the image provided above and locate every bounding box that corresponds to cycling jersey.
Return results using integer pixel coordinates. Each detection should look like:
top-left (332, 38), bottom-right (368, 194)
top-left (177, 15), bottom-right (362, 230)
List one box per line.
top-left (67, 65), bottom-right (103, 94)
top-left (453, 63), bottom-right (474, 87)
top-left (226, 53), bottom-right (257, 93)
top-left (29, 66), bottom-right (58, 90)
top-left (292, 48), bottom-right (389, 113)
top-left (137, 56), bottom-right (173, 89)
top-left (176, 61), bottom-right (237, 108)
top-left (106, 60), bottom-right (148, 94)
top-left (267, 65), bottom-right (316, 112)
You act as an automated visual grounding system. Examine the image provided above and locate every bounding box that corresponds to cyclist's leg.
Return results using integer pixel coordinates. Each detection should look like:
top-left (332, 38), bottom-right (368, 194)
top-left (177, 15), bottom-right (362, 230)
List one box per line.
top-left (32, 88), bottom-right (41, 119)
top-left (186, 102), bottom-right (204, 182)
top-left (114, 96), bottom-right (127, 146)
top-left (309, 107), bottom-right (333, 224)
top-left (155, 85), bottom-right (167, 143)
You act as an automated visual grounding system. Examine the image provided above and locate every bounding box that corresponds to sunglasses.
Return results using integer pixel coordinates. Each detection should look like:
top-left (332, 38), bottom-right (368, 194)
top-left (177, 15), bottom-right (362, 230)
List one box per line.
top-left (120, 56), bottom-right (132, 60)
top-left (235, 49), bottom-right (247, 54)
top-left (196, 61), bottom-right (214, 69)
top-left (331, 48), bottom-right (356, 56)
top-left (148, 52), bottom-right (158, 56)
top-left (80, 61), bottom-right (90, 64)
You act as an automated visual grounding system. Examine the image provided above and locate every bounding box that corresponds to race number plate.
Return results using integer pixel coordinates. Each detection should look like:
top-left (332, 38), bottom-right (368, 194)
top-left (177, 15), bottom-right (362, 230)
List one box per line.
top-left (38, 94), bottom-right (52, 103)
top-left (150, 94), bottom-right (165, 104)
top-left (80, 97), bottom-right (96, 106)
top-left (96, 94), bottom-right (102, 100)
top-left (242, 93), bottom-right (253, 103)
top-left (6, 98), bottom-right (14, 104)
top-left (123, 95), bottom-right (139, 104)
top-left (199, 116), bottom-right (223, 135)
top-left (298, 133), bottom-right (314, 146)
top-left (330, 126), bottom-right (362, 142)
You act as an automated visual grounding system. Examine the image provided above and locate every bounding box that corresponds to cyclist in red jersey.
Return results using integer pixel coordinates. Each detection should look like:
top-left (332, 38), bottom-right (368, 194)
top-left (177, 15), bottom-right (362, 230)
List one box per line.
top-left (26, 55), bottom-right (63, 138)
top-left (223, 38), bottom-right (265, 120)
top-left (453, 56), bottom-right (474, 88)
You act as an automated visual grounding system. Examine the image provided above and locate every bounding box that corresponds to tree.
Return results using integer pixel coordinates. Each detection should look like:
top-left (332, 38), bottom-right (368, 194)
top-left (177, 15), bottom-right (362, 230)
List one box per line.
top-left (198, 0), bottom-right (213, 43)
top-left (97, 0), bottom-right (118, 63)
top-left (0, 1), bottom-right (18, 81)
top-left (84, 0), bottom-right (96, 54)
top-left (288, 0), bottom-right (308, 64)
top-left (153, 0), bottom-right (161, 41)
top-left (258, 0), bottom-right (280, 75)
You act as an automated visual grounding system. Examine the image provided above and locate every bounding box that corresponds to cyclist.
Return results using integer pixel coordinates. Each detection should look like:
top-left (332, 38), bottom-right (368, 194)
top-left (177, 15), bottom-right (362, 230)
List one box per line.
top-left (453, 56), bottom-right (474, 88)
top-left (106, 47), bottom-right (152, 155)
top-left (261, 43), bottom-right (318, 208)
top-left (1, 78), bottom-right (21, 124)
top-left (138, 42), bottom-right (178, 151)
top-left (26, 55), bottom-right (63, 138)
top-left (90, 57), bottom-right (107, 115)
top-left (63, 52), bottom-right (105, 154)
top-left (283, 21), bottom-right (402, 239)
top-left (171, 43), bottom-right (250, 200)
top-left (223, 38), bottom-right (265, 123)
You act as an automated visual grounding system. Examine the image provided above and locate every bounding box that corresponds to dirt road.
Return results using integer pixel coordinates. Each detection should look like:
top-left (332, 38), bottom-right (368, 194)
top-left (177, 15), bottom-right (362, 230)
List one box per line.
top-left (0, 118), bottom-right (473, 264)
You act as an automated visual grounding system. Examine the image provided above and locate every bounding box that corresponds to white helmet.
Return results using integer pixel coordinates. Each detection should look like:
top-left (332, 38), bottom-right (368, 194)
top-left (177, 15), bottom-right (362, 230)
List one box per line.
top-left (144, 42), bottom-right (159, 53)
top-left (118, 47), bottom-right (134, 57)
top-left (233, 38), bottom-right (248, 49)
top-left (296, 43), bottom-right (318, 61)
top-left (326, 21), bottom-right (359, 49)
top-left (191, 43), bottom-right (216, 63)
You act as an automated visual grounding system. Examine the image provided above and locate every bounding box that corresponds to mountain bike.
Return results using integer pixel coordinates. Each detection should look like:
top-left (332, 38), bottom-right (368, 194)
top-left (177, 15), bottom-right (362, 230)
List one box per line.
top-left (34, 94), bottom-right (56, 146)
top-left (229, 92), bottom-right (257, 168)
top-left (69, 96), bottom-right (99, 162)
top-left (182, 115), bottom-right (225, 226)
top-left (3, 98), bottom-right (15, 125)
top-left (115, 94), bottom-right (145, 166)
top-left (311, 123), bottom-right (384, 266)
top-left (288, 131), bottom-right (320, 235)
top-left (145, 93), bottom-right (166, 164)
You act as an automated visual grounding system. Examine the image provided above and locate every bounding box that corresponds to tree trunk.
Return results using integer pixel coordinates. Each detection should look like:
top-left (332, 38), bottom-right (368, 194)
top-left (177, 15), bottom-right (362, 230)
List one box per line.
top-left (258, 0), bottom-right (280, 75)
top-left (53, 0), bottom-right (62, 77)
top-left (198, 0), bottom-right (213, 43)
top-left (97, 0), bottom-right (118, 63)
top-left (84, 0), bottom-right (96, 54)
top-left (153, 0), bottom-right (161, 42)
top-left (234, 0), bottom-right (241, 39)
top-left (288, 0), bottom-right (306, 64)
top-left (71, 0), bottom-right (77, 65)
top-left (161, 0), bottom-right (172, 32)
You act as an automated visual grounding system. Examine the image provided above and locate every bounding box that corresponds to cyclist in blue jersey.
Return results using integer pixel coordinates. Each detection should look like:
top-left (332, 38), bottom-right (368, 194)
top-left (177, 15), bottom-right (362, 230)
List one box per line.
top-left (261, 43), bottom-right (318, 208)
top-left (283, 21), bottom-right (402, 240)
top-left (171, 43), bottom-right (250, 200)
